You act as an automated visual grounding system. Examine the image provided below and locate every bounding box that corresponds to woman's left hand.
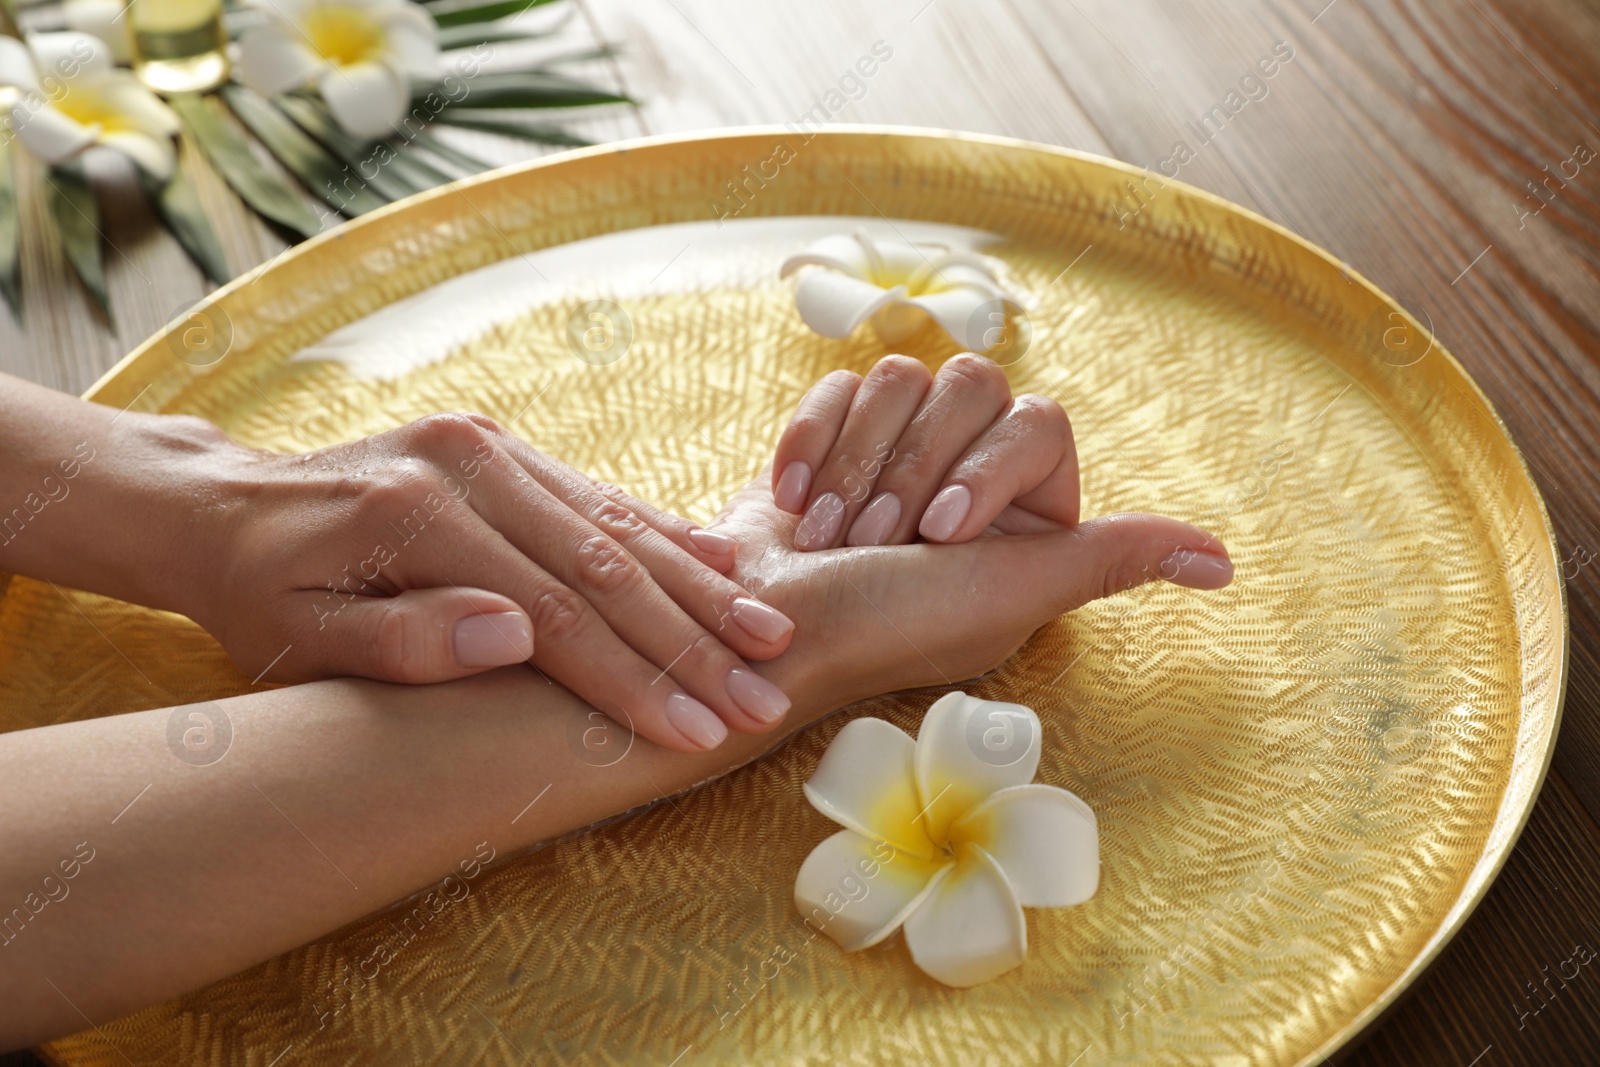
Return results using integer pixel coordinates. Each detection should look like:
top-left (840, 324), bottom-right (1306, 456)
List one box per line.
top-left (769, 354), bottom-right (1079, 550)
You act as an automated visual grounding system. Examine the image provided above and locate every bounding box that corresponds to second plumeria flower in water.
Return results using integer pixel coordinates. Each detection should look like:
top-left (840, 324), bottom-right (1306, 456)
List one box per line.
top-left (235, 0), bottom-right (441, 140)
top-left (779, 229), bottom-right (1024, 353)
top-left (794, 692), bottom-right (1099, 987)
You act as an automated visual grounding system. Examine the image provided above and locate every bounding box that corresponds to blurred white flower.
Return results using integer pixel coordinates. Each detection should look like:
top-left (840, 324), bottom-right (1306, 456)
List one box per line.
top-left (0, 32), bottom-right (180, 179)
top-left (235, 0), bottom-right (441, 141)
top-left (779, 230), bottom-right (1022, 352)
top-left (61, 0), bottom-right (133, 65)
top-left (794, 692), bottom-right (1099, 987)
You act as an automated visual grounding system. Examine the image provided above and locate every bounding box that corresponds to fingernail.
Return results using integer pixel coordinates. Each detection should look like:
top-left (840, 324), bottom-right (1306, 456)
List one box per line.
top-left (795, 492), bottom-right (844, 550)
top-left (919, 484), bottom-right (972, 542)
top-left (731, 596), bottom-right (795, 642)
top-left (1160, 549), bottom-right (1234, 590)
top-left (453, 612), bottom-right (534, 667)
top-left (847, 492), bottom-right (901, 547)
top-left (687, 527), bottom-right (737, 554)
top-left (775, 461), bottom-right (812, 513)
top-left (665, 691), bottom-right (728, 750)
top-left (725, 667), bottom-right (790, 724)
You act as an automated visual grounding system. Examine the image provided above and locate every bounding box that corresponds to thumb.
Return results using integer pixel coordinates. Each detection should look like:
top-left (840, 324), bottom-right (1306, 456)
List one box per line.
top-left (296, 587), bottom-right (534, 684)
top-left (994, 512), bottom-right (1234, 621)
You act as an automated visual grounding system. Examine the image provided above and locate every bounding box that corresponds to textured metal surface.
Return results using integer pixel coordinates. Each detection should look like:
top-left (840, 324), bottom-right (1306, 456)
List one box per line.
top-left (4, 129), bottom-right (1564, 1066)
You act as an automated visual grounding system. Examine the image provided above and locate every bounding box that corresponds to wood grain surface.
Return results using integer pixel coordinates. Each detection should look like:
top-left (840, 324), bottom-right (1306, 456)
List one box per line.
top-left (3, 0), bottom-right (1598, 1062)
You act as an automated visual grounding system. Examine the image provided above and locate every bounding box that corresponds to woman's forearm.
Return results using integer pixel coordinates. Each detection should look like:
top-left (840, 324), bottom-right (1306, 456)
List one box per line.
top-left (0, 373), bottom-right (232, 619)
top-left (0, 655), bottom-right (826, 1049)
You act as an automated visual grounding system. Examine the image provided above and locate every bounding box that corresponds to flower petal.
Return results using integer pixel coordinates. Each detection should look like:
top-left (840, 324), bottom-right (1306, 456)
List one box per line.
top-left (0, 36), bottom-right (41, 94)
top-left (376, 2), bottom-right (440, 79)
top-left (906, 287), bottom-right (1015, 353)
top-left (803, 717), bottom-right (940, 860)
top-left (319, 60), bottom-right (406, 141)
top-left (906, 252), bottom-right (1004, 295)
top-left (792, 268), bottom-right (907, 339)
top-left (793, 829), bottom-right (950, 951)
top-left (236, 24), bottom-right (326, 98)
top-left (93, 73), bottom-right (181, 138)
top-left (858, 231), bottom-right (929, 287)
top-left (26, 32), bottom-right (114, 84)
top-left (101, 130), bottom-right (175, 179)
top-left (902, 843), bottom-right (1027, 987)
top-left (779, 233), bottom-right (873, 280)
top-left (950, 784), bottom-right (1099, 907)
top-left (62, 0), bottom-right (133, 65)
top-left (914, 692), bottom-right (1042, 844)
top-left (12, 105), bottom-right (96, 166)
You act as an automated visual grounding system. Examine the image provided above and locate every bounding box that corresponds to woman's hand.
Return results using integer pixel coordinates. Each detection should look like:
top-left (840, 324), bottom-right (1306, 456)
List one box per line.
top-left (196, 412), bottom-right (797, 750)
top-left (0, 374), bottom-right (795, 755)
top-left (772, 354), bottom-right (1080, 549)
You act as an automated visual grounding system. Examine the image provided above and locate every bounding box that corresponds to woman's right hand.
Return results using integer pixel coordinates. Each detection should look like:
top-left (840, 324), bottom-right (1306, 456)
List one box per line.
top-left (183, 412), bottom-right (796, 753)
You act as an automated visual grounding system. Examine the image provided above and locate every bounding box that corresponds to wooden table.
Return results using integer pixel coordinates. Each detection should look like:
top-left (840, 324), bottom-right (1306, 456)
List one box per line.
top-left (4, 0), bottom-right (1598, 1061)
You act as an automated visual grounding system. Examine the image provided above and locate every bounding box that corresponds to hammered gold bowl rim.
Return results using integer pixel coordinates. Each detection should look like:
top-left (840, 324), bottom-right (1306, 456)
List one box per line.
top-left (83, 125), bottom-right (1569, 1064)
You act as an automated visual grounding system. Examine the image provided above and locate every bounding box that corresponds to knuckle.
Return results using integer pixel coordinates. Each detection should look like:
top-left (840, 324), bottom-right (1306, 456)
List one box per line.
top-left (940, 353), bottom-right (1009, 402)
top-left (1099, 557), bottom-right (1156, 602)
top-left (672, 631), bottom-right (730, 677)
top-left (592, 500), bottom-right (647, 539)
top-left (1013, 393), bottom-right (1071, 443)
top-left (530, 585), bottom-right (587, 640)
top-left (867, 354), bottom-right (931, 391)
top-left (406, 411), bottom-right (490, 452)
top-left (574, 535), bottom-right (641, 595)
top-left (373, 601), bottom-right (424, 682)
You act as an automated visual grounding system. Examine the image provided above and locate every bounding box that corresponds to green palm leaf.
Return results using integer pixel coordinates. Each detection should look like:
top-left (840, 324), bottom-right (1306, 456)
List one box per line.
top-left (143, 160), bottom-right (232, 286)
top-left (221, 84), bottom-right (388, 217)
top-left (171, 92), bottom-right (323, 238)
top-left (45, 163), bottom-right (108, 318)
top-left (432, 113), bottom-right (592, 146)
top-left (441, 71), bottom-right (630, 109)
top-left (424, 0), bottom-right (560, 29)
top-left (274, 94), bottom-right (450, 198)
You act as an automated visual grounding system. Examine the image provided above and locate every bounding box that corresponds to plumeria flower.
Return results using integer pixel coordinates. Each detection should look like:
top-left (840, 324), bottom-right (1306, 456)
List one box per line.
top-left (794, 692), bottom-right (1099, 987)
top-left (779, 230), bottom-right (1023, 353)
top-left (62, 0), bottom-right (133, 65)
top-left (0, 32), bottom-right (180, 179)
top-left (235, 0), bottom-right (441, 141)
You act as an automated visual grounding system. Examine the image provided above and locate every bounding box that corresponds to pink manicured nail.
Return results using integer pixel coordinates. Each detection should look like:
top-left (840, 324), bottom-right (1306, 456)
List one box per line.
top-left (919, 484), bottom-right (972, 542)
top-left (665, 692), bottom-right (728, 749)
top-left (725, 667), bottom-right (790, 724)
top-left (775, 461), bottom-right (812, 513)
top-left (687, 527), bottom-right (737, 554)
top-left (795, 492), bottom-right (844, 550)
top-left (1160, 549), bottom-right (1234, 590)
top-left (730, 596), bottom-right (795, 642)
top-left (453, 612), bottom-right (534, 667)
top-left (847, 492), bottom-right (901, 547)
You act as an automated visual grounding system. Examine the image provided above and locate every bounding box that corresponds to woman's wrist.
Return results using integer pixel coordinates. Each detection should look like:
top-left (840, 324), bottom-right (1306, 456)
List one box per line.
top-left (2, 403), bottom-right (251, 625)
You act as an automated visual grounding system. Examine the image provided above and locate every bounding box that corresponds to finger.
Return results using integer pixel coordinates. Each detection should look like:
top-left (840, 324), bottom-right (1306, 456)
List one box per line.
top-left (770, 369), bottom-right (862, 513)
top-left (989, 513), bottom-right (1234, 625)
top-left (513, 454), bottom-right (795, 660)
top-left (277, 587), bottom-right (534, 685)
top-left (456, 458), bottom-right (792, 737)
top-left (794, 356), bottom-right (932, 551)
top-left (844, 353), bottom-right (1012, 547)
top-left (401, 521), bottom-right (775, 752)
top-left (919, 394), bottom-right (1078, 543)
top-left (592, 481), bottom-right (738, 573)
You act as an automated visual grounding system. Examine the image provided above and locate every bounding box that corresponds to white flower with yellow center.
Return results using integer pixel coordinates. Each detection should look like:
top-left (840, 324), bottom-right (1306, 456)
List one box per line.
top-left (794, 692), bottom-right (1099, 987)
top-left (0, 32), bottom-right (180, 179)
top-left (235, 0), bottom-right (440, 140)
top-left (779, 230), bottom-right (1023, 353)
